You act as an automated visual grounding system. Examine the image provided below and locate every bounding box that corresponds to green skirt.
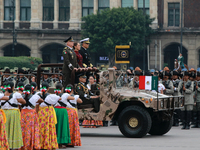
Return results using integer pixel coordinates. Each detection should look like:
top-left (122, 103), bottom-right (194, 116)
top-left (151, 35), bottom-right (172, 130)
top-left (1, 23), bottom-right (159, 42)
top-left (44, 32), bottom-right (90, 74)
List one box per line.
top-left (4, 109), bottom-right (23, 149)
top-left (55, 107), bottom-right (71, 144)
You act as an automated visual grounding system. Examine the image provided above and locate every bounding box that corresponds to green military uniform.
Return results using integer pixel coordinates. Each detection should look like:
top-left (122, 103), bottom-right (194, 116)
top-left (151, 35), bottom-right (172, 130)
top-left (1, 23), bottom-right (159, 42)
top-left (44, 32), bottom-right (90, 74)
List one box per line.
top-left (76, 82), bottom-right (100, 112)
top-left (42, 78), bottom-right (54, 87)
top-left (62, 45), bottom-right (78, 89)
top-left (178, 55), bottom-right (184, 69)
top-left (181, 71), bottom-right (194, 129)
top-left (17, 76), bottom-right (29, 86)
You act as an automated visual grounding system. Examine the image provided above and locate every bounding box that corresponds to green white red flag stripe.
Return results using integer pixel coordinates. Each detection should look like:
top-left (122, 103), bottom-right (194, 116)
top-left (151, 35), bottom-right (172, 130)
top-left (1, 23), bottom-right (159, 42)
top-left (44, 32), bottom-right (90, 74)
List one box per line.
top-left (139, 76), bottom-right (158, 91)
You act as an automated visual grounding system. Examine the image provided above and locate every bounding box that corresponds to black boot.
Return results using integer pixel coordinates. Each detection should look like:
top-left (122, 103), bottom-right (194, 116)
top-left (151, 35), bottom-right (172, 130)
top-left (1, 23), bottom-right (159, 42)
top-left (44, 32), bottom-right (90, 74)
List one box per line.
top-left (197, 111), bottom-right (200, 128)
top-left (180, 111), bottom-right (185, 127)
top-left (185, 111), bottom-right (191, 130)
top-left (181, 110), bottom-right (186, 129)
top-left (173, 112), bottom-right (179, 126)
top-left (191, 111), bottom-right (198, 128)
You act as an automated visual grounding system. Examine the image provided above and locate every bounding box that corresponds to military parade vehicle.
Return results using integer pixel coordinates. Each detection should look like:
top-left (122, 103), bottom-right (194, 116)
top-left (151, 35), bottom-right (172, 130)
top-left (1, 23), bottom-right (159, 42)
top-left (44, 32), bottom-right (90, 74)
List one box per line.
top-left (36, 64), bottom-right (184, 138)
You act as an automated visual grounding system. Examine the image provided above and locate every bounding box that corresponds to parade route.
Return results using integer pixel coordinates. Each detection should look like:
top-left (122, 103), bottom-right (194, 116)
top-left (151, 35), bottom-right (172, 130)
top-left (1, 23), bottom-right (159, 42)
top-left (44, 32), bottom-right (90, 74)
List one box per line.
top-left (76, 125), bottom-right (200, 150)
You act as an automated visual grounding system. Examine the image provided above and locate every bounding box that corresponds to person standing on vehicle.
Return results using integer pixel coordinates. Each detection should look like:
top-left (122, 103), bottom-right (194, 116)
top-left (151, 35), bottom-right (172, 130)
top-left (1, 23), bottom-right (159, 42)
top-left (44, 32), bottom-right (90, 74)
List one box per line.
top-left (181, 71), bottom-right (194, 129)
top-left (79, 38), bottom-right (93, 68)
top-left (62, 36), bottom-right (78, 89)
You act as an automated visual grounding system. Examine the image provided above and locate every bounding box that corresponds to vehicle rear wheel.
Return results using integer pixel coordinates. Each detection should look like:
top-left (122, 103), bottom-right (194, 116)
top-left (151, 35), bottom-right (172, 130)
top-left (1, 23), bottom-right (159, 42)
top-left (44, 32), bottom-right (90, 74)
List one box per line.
top-left (118, 106), bottom-right (152, 138)
top-left (148, 117), bottom-right (173, 135)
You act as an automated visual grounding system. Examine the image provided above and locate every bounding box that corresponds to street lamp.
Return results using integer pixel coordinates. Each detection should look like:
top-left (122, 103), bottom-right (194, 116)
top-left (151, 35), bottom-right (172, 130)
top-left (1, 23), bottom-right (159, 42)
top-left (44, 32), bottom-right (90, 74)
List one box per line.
top-left (11, 0), bottom-right (17, 57)
top-left (143, 0), bottom-right (146, 70)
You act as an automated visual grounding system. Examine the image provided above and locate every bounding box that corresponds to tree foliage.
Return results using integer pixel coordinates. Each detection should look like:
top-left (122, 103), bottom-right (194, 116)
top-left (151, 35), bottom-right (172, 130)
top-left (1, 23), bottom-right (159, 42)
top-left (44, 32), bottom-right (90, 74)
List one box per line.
top-left (82, 7), bottom-right (154, 66)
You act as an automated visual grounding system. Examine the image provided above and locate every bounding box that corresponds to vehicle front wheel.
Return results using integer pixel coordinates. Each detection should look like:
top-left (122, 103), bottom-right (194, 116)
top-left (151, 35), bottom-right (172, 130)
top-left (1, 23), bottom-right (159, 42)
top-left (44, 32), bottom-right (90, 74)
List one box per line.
top-left (118, 106), bottom-right (152, 138)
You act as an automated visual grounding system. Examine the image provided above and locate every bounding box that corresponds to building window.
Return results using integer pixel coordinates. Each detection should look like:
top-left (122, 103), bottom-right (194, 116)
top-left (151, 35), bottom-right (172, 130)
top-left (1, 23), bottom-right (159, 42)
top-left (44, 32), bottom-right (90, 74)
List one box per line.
top-left (20, 0), bottom-right (31, 21)
top-left (121, 0), bottom-right (133, 8)
top-left (82, 0), bottom-right (94, 17)
top-left (168, 3), bottom-right (180, 27)
top-left (98, 0), bottom-right (109, 12)
top-left (59, 0), bottom-right (70, 21)
top-left (43, 0), bottom-right (54, 21)
top-left (138, 0), bottom-right (149, 15)
top-left (4, 0), bottom-right (15, 21)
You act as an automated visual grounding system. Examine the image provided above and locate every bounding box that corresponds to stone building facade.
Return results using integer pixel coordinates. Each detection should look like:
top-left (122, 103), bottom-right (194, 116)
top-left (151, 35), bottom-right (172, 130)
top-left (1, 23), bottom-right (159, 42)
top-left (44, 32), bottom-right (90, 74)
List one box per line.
top-left (150, 0), bottom-right (200, 70)
top-left (0, 0), bottom-right (158, 65)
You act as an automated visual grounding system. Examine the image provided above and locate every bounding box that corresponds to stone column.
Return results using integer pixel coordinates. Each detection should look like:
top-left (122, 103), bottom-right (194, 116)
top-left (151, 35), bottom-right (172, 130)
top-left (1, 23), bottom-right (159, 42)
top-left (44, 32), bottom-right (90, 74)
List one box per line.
top-left (110, 0), bottom-right (121, 8)
top-left (187, 36), bottom-right (197, 68)
top-left (30, 0), bottom-right (42, 29)
top-left (53, 0), bottom-right (59, 29)
top-left (0, 0), bottom-right (4, 29)
top-left (94, 0), bottom-right (98, 14)
top-left (69, 0), bottom-right (81, 30)
top-left (134, 0), bottom-right (138, 10)
top-left (150, 0), bottom-right (158, 29)
top-left (15, 0), bottom-right (20, 28)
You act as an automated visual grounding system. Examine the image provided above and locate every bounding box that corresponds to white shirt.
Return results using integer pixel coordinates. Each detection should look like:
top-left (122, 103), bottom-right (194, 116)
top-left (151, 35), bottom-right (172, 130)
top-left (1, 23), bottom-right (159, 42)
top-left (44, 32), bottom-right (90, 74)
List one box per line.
top-left (40, 93), bottom-right (60, 107)
top-left (0, 93), bottom-right (4, 105)
top-left (54, 93), bottom-right (70, 107)
top-left (66, 95), bottom-right (79, 108)
top-left (2, 92), bottom-right (22, 109)
top-left (158, 83), bottom-right (166, 93)
top-left (22, 94), bottom-right (41, 109)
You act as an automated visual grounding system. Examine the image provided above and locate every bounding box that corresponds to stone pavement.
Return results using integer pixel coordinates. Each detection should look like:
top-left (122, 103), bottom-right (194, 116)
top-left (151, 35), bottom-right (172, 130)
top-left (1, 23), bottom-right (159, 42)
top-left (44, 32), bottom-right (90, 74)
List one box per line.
top-left (70, 126), bottom-right (200, 150)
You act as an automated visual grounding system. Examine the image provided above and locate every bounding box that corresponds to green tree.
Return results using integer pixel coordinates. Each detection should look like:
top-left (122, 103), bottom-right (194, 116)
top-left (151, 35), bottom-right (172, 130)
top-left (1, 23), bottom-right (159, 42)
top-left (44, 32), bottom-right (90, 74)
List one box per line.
top-left (82, 7), bottom-right (154, 66)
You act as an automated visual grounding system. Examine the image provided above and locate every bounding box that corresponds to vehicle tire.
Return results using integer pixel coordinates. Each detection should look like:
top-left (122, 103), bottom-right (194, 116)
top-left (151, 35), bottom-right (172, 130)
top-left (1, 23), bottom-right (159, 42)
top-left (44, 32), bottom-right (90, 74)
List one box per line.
top-left (148, 117), bottom-right (173, 135)
top-left (118, 106), bottom-right (152, 138)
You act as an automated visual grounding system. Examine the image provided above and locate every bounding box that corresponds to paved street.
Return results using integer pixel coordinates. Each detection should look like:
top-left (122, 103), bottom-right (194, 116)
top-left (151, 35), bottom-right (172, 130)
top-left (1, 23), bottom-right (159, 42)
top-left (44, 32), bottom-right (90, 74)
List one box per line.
top-left (72, 125), bottom-right (200, 150)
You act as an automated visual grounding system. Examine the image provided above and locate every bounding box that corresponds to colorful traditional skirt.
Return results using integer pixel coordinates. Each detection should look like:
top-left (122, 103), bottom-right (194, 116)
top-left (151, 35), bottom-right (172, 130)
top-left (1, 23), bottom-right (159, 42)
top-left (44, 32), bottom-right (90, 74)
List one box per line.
top-left (38, 106), bottom-right (58, 150)
top-left (4, 109), bottom-right (23, 149)
top-left (0, 110), bottom-right (9, 150)
top-left (20, 109), bottom-right (40, 150)
top-left (67, 108), bottom-right (81, 146)
top-left (54, 107), bottom-right (71, 144)
top-left (82, 120), bottom-right (103, 128)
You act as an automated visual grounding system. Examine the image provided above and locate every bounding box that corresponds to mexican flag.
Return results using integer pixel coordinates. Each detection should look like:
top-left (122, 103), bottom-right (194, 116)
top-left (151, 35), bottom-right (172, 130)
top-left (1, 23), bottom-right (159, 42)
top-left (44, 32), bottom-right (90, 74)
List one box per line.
top-left (139, 76), bottom-right (158, 91)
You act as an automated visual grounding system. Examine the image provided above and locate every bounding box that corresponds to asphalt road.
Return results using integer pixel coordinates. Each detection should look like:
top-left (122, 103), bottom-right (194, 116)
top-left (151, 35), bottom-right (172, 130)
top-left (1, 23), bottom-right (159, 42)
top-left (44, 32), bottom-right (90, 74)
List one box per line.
top-left (71, 125), bottom-right (200, 150)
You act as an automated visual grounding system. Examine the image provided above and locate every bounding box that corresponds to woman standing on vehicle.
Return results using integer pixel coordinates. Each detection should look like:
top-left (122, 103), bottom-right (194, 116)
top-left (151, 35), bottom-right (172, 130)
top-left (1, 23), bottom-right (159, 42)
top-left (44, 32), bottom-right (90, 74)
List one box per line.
top-left (73, 42), bottom-right (83, 68)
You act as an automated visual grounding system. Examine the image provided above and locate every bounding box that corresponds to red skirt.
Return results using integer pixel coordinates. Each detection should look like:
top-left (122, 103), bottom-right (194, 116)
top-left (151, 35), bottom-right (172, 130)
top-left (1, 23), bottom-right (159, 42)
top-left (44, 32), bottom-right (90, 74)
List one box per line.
top-left (67, 108), bottom-right (81, 146)
top-left (20, 109), bottom-right (40, 150)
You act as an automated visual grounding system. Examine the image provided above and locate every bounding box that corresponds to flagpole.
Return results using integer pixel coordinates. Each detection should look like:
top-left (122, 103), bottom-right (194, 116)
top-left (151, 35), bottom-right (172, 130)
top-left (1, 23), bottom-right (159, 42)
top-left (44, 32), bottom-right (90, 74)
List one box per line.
top-left (157, 76), bottom-right (159, 111)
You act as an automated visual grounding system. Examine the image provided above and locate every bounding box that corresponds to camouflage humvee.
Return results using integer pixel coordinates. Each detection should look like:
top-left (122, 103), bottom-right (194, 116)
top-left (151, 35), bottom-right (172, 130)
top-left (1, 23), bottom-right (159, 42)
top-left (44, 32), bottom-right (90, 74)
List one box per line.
top-left (36, 64), bottom-right (184, 138)
top-left (77, 68), bottom-right (184, 138)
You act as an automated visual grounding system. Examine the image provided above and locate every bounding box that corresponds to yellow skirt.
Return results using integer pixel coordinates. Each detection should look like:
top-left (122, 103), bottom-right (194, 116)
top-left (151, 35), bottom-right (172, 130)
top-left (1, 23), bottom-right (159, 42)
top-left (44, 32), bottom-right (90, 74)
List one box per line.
top-left (38, 106), bottom-right (58, 149)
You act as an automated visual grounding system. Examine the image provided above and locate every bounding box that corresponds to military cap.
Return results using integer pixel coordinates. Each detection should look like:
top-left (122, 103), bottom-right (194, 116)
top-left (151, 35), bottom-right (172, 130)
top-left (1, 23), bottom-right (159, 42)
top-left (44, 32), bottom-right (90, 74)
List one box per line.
top-left (197, 72), bottom-right (200, 77)
top-left (163, 71), bottom-right (171, 76)
top-left (77, 73), bottom-right (87, 78)
top-left (64, 36), bottom-right (74, 43)
top-left (172, 71), bottom-right (179, 76)
top-left (18, 68), bottom-right (24, 74)
top-left (184, 71), bottom-right (190, 76)
top-left (80, 38), bottom-right (90, 44)
top-left (189, 68), bottom-right (196, 73)
top-left (4, 68), bottom-right (10, 73)
top-left (190, 71), bottom-right (196, 78)
top-left (135, 67), bottom-right (141, 72)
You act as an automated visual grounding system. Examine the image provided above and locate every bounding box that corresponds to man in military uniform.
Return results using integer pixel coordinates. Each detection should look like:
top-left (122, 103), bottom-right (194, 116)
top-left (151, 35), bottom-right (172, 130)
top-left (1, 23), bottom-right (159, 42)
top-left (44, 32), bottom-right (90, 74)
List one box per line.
top-left (163, 71), bottom-right (174, 95)
top-left (16, 68), bottom-right (29, 86)
top-left (172, 70), bottom-right (182, 126)
top-left (193, 71), bottom-right (200, 128)
top-left (181, 71), bottom-right (194, 129)
top-left (2, 68), bottom-right (16, 86)
top-left (41, 70), bottom-right (54, 87)
top-left (76, 73), bottom-right (100, 113)
top-left (79, 38), bottom-right (92, 68)
top-left (62, 36), bottom-right (78, 89)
